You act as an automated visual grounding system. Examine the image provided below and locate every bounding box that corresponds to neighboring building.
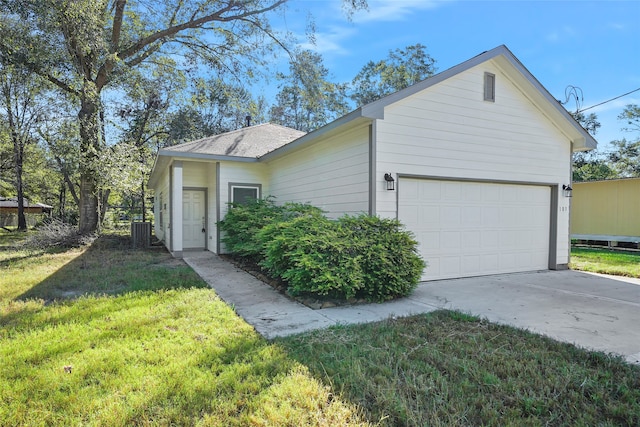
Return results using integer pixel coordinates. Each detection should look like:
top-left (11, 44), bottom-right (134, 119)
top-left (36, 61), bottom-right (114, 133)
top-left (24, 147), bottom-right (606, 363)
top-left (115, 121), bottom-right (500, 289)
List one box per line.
top-left (571, 178), bottom-right (640, 247)
top-left (148, 45), bottom-right (597, 281)
top-left (0, 197), bottom-right (53, 228)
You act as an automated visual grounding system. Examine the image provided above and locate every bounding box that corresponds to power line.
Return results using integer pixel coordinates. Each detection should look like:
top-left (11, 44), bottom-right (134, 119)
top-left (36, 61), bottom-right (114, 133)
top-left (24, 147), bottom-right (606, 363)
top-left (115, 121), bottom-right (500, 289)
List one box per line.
top-left (578, 87), bottom-right (640, 113)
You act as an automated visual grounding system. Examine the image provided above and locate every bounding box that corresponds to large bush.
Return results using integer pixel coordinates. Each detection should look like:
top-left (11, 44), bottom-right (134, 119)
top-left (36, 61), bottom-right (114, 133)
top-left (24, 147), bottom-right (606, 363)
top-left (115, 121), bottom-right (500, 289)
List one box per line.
top-left (218, 197), bottom-right (324, 258)
top-left (259, 215), bottom-right (365, 299)
top-left (219, 198), bottom-right (425, 302)
top-left (339, 215), bottom-right (426, 301)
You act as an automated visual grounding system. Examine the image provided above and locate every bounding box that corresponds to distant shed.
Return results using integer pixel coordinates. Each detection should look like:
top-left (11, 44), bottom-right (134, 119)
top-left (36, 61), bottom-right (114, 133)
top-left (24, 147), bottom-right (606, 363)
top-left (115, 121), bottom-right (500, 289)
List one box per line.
top-left (571, 178), bottom-right (640, 247)
top-left (0, 197), bottom-right (53, 227)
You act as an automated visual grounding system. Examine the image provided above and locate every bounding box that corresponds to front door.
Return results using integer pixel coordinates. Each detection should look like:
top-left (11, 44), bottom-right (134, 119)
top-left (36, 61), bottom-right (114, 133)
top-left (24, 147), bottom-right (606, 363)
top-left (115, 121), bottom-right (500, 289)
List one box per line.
top-left (183, 190), bottom-right (206, 249)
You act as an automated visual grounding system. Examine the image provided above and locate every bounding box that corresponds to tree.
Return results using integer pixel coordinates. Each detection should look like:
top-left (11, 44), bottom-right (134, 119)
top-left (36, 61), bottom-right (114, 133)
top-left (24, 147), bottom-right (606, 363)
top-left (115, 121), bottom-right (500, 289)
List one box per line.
top-left (572, 151), bottom-right (617, 182)
top-left (608, 105), bottom-right (640, 178)
top-left (618, 104), bottom-right (640, 133)
top-left (0, 64), bottom-right (51, 230)
top-left (609, 138), bottom-right (640, 178)
top-left (269, 49), bottom-right (350, 132)
top-left (0, 0), bottom-right (290, 234)
top-left (350, 43), bottom-right (437, 106)
top-left (1, 0), bottom-right (370, 233)
top-left (569, 110), bottom-right (611, 182)
top-left (572, 111), bottom-right (601, 136)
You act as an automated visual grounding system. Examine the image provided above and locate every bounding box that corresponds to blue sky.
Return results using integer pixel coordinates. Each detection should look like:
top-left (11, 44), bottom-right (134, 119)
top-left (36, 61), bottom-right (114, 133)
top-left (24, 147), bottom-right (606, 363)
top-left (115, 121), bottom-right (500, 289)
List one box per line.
top-left (266, 0), bottom-right (640, 152)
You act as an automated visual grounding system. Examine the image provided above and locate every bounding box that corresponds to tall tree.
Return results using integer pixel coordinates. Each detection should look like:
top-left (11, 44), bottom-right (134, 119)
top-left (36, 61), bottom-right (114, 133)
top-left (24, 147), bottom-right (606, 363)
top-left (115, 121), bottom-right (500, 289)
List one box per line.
top-left (0, 64), bottom-right (50, 230)
top-left (608, 105), bottom-right (640, 178)
top-left (0, 0), bottom-right (290, 233)
top-left (269, 49), bottom-right (350, 132)
top-left (350, 43), bottom-right (437, 106)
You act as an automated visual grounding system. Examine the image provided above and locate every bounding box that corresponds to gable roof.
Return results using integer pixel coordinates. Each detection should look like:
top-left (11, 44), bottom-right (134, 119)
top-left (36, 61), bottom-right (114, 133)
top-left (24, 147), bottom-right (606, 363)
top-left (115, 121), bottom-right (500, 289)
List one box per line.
top-left (262, 45), bottom-right (597, 160)
top-left (149, 44), bottom-right (597, 187)
top-left (363, 45), bottom-right (597, 151)
top-left (161, 123), bottom-right (306, 159)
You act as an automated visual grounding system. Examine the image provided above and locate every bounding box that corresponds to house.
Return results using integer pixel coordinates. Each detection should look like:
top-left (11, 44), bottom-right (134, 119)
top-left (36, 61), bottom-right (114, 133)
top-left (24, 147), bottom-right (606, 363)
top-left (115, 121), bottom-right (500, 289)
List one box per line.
top-left (148, 45), bottom-right (597, 281)
top-left (0, 197), bottom-right (53, 228)
top-left (570, 178), bottom-right (640, 248)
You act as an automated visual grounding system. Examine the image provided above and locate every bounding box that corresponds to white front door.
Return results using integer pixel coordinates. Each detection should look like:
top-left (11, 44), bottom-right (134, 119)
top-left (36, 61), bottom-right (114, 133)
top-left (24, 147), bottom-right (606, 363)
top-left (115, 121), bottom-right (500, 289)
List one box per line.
top-left (183, 190), bottom-right (206, 249)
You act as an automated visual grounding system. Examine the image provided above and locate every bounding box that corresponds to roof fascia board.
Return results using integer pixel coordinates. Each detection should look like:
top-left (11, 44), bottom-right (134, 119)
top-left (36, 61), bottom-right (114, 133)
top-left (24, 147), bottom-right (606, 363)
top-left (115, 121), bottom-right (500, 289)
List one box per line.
top-left (148, 150), bottom-right (257, 188)
top-left (157, 149), bottom-right (259, 163)
top-left (493, 53), bottom-right (598, 150)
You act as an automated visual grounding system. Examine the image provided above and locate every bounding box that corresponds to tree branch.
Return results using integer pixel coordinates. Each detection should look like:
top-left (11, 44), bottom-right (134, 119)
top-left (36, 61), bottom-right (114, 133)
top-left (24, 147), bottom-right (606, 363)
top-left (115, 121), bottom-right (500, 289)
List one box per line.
top-left (118, 0), bottom-right (286, 62)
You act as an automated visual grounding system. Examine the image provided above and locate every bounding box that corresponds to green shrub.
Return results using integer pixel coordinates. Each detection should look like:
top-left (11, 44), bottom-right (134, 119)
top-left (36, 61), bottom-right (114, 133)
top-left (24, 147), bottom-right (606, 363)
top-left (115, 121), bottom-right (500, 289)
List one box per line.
top-left (260, 215), bottom-right (364, 300)
top-left (218, 198), bottom-right (323, 258)
top-left (221, 197), bottom-right (426, 302)
top-left (218, 197), bottom-right (283, 257)
top-left (339, 215), bottom-right (426, 301)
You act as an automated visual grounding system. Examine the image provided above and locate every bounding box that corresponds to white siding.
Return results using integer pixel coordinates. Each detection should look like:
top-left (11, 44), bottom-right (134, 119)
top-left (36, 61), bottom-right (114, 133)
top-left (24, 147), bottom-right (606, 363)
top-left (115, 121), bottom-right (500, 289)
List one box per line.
top-left (266, 124), bottom-right (370, 218)
top-left (153, 167), bottom-right (170, 244)
top-left (183, 161), bottom-right (209, 188)
top-left (376, 59), bottom-right (572, 267)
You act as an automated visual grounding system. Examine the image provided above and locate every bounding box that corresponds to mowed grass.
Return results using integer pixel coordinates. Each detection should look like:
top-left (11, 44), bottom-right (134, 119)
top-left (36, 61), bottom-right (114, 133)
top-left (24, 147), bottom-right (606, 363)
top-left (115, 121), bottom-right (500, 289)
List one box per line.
top-left (0, 230), bottom-right (370, 426)
top-left (276, 313), bottom-right (640, 426)
top-left (3, 229), bottom-right (640, 426)
top-left (571, 247), bottom-right (640, 277)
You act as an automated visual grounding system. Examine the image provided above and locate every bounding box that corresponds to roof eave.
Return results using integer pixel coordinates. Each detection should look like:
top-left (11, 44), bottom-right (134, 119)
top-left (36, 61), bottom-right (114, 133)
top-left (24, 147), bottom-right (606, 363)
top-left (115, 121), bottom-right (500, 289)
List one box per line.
top-left (147, 150), bottom-right (259, 189)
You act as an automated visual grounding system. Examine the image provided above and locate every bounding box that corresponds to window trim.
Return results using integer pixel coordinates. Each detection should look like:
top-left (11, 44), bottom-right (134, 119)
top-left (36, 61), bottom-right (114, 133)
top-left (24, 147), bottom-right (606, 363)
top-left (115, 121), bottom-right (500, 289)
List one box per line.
top-left (484, 72), bottom-right (496, 102)
top-left (228, 182), bottom-right (262, 205)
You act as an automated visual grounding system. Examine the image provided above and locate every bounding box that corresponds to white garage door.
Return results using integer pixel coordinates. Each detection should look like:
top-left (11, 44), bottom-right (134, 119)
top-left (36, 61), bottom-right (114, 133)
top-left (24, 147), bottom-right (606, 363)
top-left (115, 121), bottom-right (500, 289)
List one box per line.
top-left (399, 179), bottom-right (550, 281)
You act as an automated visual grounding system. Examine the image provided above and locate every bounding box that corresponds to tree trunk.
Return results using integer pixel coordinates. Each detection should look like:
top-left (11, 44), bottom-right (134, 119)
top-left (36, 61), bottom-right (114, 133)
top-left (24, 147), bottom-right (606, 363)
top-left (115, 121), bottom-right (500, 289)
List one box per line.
top-left (2, 79), bottom-right (27, 231)
top-left (15, 143), bottom-right (26, 231)
top-left (77, 82), bottom-right (102, 235)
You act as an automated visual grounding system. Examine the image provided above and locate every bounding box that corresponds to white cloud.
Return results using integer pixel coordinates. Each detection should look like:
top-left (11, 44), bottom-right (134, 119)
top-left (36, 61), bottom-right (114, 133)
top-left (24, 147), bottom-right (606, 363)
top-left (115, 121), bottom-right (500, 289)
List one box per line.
top-left (351, 0), bottom-right (453, 23)
top-left (298, 25), bottom-right (357, 55)
top-left (588, 96), bottom-right (640, 115)
top-left (545, 25), bottom-right (577, 43)
top-left (608, 22), bottom-right (626, 31)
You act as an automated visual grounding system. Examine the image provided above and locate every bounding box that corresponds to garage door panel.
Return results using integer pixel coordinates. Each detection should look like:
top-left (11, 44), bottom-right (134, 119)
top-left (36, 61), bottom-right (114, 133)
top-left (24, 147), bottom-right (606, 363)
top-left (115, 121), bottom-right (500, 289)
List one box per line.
top-left (399, 178), bottom-right (550, 281)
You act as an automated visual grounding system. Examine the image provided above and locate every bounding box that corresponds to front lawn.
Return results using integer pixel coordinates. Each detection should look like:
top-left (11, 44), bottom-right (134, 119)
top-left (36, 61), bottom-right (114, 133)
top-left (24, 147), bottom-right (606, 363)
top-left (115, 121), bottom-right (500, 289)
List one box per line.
top-left (0, 230), bottom-right (369, 426)
top-left (571, 247), bottom-right (640, 278)
top-left (2, 229), bottom-right (639, 426)
top-left (277, 312), bottom-right (640, 426)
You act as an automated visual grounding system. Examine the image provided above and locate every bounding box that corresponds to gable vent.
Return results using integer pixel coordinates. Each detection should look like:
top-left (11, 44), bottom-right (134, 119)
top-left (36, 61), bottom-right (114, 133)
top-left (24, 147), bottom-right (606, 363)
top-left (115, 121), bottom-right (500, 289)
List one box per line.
top-left (484, 72), bottom-right (496, 102)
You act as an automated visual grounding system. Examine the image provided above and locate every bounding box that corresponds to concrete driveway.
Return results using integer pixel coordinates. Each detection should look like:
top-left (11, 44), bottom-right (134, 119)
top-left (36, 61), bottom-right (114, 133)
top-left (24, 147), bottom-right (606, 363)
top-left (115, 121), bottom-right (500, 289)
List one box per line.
top-left (184, 252), bottom-right (640, 364)
top-left (410, 270), bottom-right (640, 364)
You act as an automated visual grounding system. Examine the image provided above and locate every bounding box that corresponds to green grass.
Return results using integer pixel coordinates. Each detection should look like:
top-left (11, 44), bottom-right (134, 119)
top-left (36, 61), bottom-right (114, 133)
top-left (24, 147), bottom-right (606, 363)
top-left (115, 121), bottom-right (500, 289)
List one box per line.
top-left (276, 313), bottom-right (640, 426)
top-left (0, 230), bottom-right (370, 426)
top-left (571, 247), bottom-right (640, 277)
top-left (2, 229), bottom-right (640, 426)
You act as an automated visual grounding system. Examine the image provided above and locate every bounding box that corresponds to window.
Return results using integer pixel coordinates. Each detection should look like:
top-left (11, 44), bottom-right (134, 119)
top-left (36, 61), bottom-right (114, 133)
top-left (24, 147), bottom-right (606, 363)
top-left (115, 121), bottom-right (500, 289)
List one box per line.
top-left (230, 183), bottom-right (261, 206)
top-left (159, 192), bottom-right (163, 227)
top-left (484, 72), bottom-right (495, 102)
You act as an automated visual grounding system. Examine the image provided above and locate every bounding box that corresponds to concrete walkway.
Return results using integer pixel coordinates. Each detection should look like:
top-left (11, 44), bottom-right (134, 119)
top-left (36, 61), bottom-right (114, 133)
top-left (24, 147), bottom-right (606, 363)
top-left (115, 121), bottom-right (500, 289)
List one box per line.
top-left (183, 252), bottom-right (640, 364)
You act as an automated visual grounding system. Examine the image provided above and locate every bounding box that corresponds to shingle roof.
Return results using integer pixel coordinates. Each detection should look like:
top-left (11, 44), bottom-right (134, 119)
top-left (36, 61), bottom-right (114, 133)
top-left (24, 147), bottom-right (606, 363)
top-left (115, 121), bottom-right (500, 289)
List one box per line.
top-left (162, 123), bottom-right (306, 159)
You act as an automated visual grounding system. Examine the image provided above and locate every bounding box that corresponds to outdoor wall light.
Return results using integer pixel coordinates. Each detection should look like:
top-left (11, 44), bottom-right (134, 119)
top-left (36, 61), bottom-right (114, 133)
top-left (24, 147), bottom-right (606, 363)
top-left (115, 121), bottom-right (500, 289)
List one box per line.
top-left (384, 173), bottom-right (396, 191)
top-left (562, 184), bottom-right (573, 198)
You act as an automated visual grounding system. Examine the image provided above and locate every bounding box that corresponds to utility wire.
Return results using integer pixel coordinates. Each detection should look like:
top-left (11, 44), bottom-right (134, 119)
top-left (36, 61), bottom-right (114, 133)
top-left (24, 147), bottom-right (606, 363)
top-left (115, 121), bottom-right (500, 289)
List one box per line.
top-left (578, 87), bottom-right (640, 113)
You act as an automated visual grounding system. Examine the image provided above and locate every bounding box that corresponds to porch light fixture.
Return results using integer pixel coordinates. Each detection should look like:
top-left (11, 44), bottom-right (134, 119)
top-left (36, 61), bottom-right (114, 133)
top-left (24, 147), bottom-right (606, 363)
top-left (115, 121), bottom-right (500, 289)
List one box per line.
top-left (384, 173), bottom-right (395, 191)
top-left (562, 184), bottom-right (573, 198)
